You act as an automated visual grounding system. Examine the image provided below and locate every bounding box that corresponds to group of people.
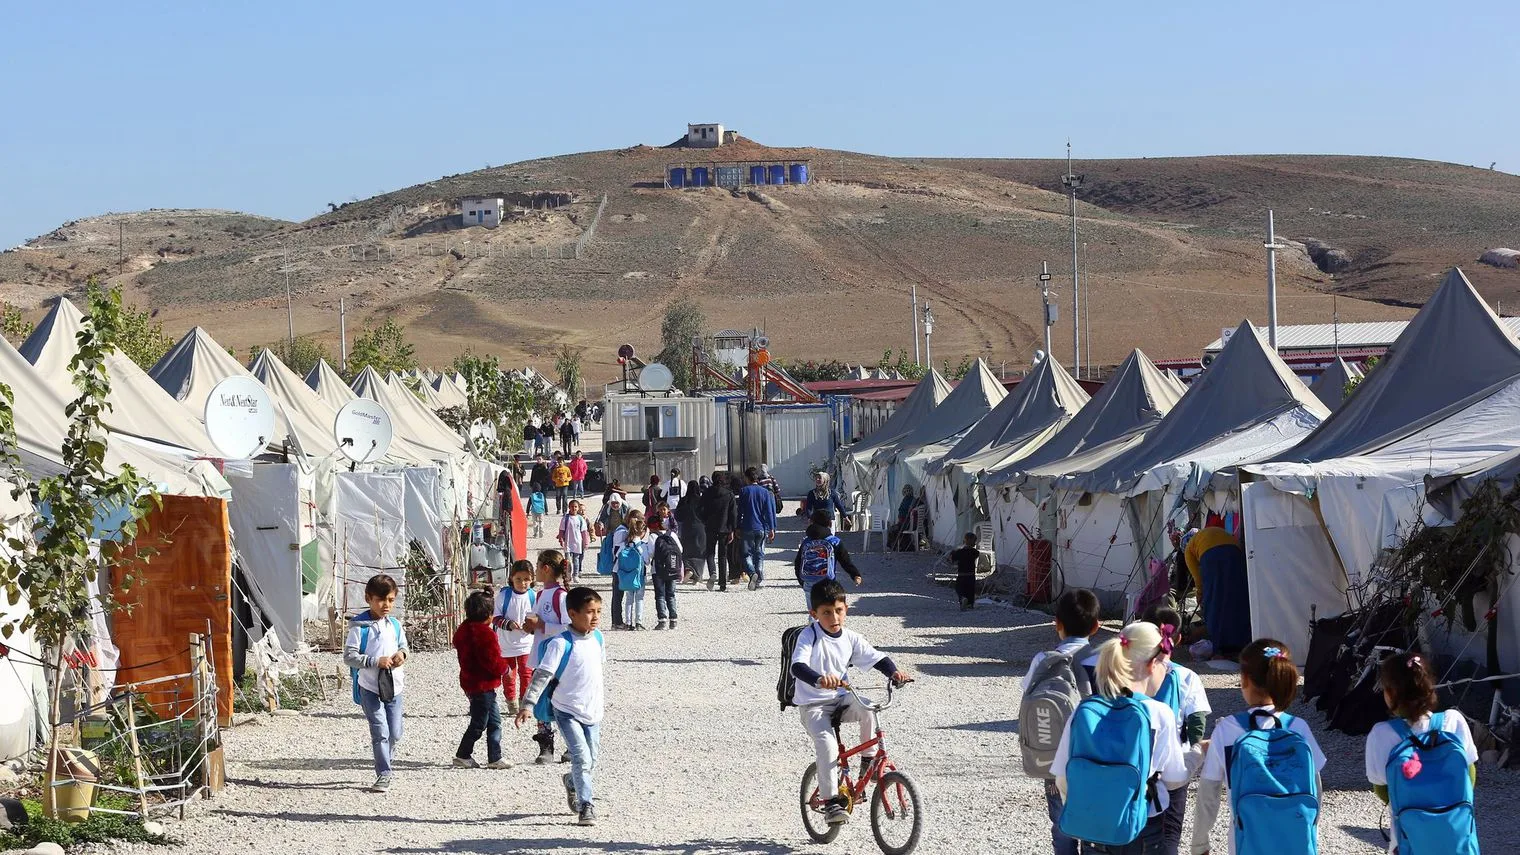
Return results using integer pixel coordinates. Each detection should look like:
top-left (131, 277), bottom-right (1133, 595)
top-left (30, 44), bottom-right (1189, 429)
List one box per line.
top-left (521, 450), bottom-right (590, 520)
top-left (523, 408), bottom-right (588, 460)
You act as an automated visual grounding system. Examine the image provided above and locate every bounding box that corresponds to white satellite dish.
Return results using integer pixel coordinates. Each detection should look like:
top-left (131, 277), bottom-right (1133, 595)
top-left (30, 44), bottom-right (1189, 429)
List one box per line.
top-left (468, 419), bottom-right (497, 446)
top-left (639, 362), bottom-right (674, 392)
top-left (333, 398), bottom-right (394, 464)
top-left (203, 376), bottom-right (276, 459)
top-left (754, 335), bottom-right (771, 350)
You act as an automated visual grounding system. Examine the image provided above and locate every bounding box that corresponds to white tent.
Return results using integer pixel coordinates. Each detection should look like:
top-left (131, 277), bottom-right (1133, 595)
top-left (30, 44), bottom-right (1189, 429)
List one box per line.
top-left (1309, 357), bottom-right (1363, 411)
top-left (836, 370), bottom-right (952, 498)
top-left (982, 349), bottom-right (1184, 567)
top-left (923, 354), bottom-right (1090, 547)
top-left (306, 358), bottom-right (356, 411)
top-left (431, 373), bottom-right (469, 409)
top-left (867, 360), bottom-right (1007, 516)
top-left (352, 366), bottom-right (467, 460)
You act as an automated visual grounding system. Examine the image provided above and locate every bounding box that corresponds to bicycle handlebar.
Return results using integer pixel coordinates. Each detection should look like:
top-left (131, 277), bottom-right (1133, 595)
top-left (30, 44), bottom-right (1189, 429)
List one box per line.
top-left (840, 679), bottom-right (910, 712)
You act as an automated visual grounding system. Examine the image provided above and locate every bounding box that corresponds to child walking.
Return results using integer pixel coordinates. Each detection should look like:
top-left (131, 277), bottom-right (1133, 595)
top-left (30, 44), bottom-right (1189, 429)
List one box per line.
top-left (1051, 621), bottom-right (1192, 855)
top-left (950, 531), bottom-right (980, 610)
top-left (609, 511), bottom-right (654, 630)
top-left (793, 509), bottom-right (864, 610)
top-left (1142, 605), bottom-right (1212, 855)
top-left (528, 488), bottom-right (548, 538)
top-left (558, 499), bottom-right (591, 582)
top-left (517, 586), bottom-right (607, 826)
top-left (1022, 588), bottom-right (1101, 855)
top-left (525, 549), bottom-right (571, 764)
top-left (493, 560), bottom-right (537, 716)
top-left (342, 574), bottom-right (409, 793)
top-left (1364, 650), bottom-right (1479, 854)
top-left (452, 590), bottom-right (511, 769)
top-left (789, 579), bottom-right (914, 826)
top-left (1191, 639), bottom-right (1325, 855)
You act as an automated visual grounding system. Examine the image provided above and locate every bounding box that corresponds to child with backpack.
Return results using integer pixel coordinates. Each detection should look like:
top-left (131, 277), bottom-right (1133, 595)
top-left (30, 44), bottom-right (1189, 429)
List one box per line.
top-left (1191, 638), bottom-right (1326, 855)
top-left (1364, 650), bottom-right (1479, 855)
top-left (650, 525), bottom-right (683, 630)
top-left (493, 560), bottom-right (537, 716)
top-left (1142, 605), bottom-right (1212, 855)
top-left (516, 586), bottom-right (606, 826)
top-left (950, 532), bottom-right (981, 610)
top-left (793, 509), bottom-right (863, 609)
top-left (607, 510), bottom-right (654, 630)
top-left (524, 549), bottom-right (572, 764)
top-left (528, 488), bottom-right (548, 538)
top-left (558, 499), bottom-right (591, 582)
top-left (342, 574), bottom-right (409, 793)
top-left (786, 579), bottom-right (914, 827)
top-left (1051, 621), bottom-right (1191, 855)
top-left (1021, 588), bottom-right (1102, 855)
top-left (452, 590), bottom-right (512, 769)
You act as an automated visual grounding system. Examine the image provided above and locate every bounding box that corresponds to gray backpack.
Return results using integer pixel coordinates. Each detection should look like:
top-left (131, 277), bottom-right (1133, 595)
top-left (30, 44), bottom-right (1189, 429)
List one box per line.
top-left (1019, 643), bottom-right (1092, 779)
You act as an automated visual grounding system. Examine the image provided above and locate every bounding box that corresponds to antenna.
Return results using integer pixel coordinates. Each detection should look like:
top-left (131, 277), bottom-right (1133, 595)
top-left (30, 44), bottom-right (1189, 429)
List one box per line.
top-left (333, 398), bottom-right (395, 463)
top-left (203, 376), bottom-right (276, 459)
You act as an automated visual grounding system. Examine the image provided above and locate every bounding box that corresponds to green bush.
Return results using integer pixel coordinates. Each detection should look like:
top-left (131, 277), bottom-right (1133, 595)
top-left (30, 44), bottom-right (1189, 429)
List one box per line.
top-left (0, 795), bottom-right (172, 849)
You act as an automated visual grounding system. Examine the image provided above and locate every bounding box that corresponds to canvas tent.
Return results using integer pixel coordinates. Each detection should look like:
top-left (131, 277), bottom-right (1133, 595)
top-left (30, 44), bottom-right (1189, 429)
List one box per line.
top-left (923, 354), bottom-right (1090, 547)
top-left (982, 349), bottom-right (1184, 567)
top-left (431, 374), bottom-right (469, 409)
top-left (836, 370), bottom-right (952, 498)
top-left (306, 358), bottom-right (356, 411)
top-left (1309, 358), bottom-right (1363, 411)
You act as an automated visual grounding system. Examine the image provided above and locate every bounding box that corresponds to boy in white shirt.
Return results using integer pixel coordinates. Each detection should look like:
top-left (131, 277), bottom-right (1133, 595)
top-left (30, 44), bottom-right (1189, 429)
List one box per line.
top-left (518, 586), bottom-right (606, 826)
top-left (342, 574), bottom-right (409, 793)
top-left (789, 579), bottom-right (913, 826)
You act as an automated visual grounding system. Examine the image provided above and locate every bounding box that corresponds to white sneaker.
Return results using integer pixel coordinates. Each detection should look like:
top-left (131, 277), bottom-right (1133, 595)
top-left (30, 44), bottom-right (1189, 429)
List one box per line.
top-left (452, 756), bottom-right (479, 768)
top-left (369, 774), bottom-right (393, 793)
top-left (486, 759), bottom-right (512, 769)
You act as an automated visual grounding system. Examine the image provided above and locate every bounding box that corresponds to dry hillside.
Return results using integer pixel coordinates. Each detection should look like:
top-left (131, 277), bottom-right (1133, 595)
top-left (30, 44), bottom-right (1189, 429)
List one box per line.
top-left (4, 139), bottom-right (1517, 384)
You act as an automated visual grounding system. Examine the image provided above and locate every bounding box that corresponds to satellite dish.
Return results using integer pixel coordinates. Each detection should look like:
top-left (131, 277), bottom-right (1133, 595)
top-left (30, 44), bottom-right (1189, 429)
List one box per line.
top-left (203, 376), bottom-right (276, 459)
top-left (617, 343), bottom-right (635, 361)
top-left (754, 335), bottom-right (771, 350)
top-left (1033, 349), bottom-right (1046, 363)
top-left (639, 362), bottom-right (674, 392)
top-left (333, 398), bottom-right (394, 463)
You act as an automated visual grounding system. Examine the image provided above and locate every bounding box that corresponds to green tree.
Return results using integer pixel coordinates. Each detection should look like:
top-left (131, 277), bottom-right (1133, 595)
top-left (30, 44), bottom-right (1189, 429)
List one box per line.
top-left (877, 348), bottom-right (927, 380)
top-left (1, 303), bottom-right (32, 346)
top-left (347, 318), bottom-right (417, 379)
top-left (655, 298), bottom-right (707, 392)
top-left (784, 359), bottom-right (851, 383)
top-left (252, 336), bottom-right (331, 377)
top-left (554, 345), bottom-right (586, 401)
top-left (437, 351), bottom-right (535, 456)
top-left (0, 283), bottom-right (159, 816)
top-left (1344, 355), bottom-right (1379, 397)
top-left (92, 285), bottom-right (175, 370)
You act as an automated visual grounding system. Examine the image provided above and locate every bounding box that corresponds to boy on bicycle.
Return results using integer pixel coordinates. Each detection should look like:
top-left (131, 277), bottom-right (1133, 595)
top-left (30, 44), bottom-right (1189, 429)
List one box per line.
top-left (790, 579), bottom-right (913, 826)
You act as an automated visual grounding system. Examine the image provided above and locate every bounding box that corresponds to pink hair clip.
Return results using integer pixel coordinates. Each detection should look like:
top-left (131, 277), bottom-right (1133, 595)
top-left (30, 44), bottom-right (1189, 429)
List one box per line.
top-left (1119, 636), bottom-right (1131, 648)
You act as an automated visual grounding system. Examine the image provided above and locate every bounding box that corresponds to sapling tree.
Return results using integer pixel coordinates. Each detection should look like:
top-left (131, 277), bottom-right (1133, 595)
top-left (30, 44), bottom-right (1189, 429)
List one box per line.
top-left (0, 283), bottom-right (159, 815)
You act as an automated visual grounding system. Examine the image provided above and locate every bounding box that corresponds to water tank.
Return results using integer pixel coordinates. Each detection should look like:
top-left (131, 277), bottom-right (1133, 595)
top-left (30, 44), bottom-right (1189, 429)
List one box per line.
top-left (789, 163), bottom-right (808, 184)
top-left (768, 164), bottom-right (786, 185)
top-left (691, 166), bottom-right (710, 187)
top-left (749, 165), bottom-right (767, 185)
top-left (668, 168), bottom-right (686, 188)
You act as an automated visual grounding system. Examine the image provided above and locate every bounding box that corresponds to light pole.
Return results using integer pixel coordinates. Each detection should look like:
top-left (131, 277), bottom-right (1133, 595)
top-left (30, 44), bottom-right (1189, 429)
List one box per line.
top-left (911, 284), bottom-right (921, 365)
top-left (1038, 261), bottom-right (1055, 359)
top-left (1061, 142), bottom-right (1084, 378)
top-left (922, 302), bottom-right (935, 370)
top-left (1265, 209), bottom-right (1284, 352)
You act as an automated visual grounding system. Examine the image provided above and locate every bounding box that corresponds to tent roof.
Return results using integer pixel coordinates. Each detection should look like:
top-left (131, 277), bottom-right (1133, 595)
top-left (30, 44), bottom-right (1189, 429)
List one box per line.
top-left (930, 354), bottom-right (1089, 474)
top-left (350, 366), bottom-right (467, 459)
top-left (305, 358), bottom-right (357, 410)
top-left (848, 370), bottom-right (953, 453)
top-left (1309, 357), bottom-right (1362, 410)
top-left (1428, 443), bottom-right (1520, 518)
top-left (987, 349), bottom-right (1184, 486)
top-left (249, 350), bottom-right (343, 456)
top-left (1064, 320), bottom-right (1328, 494)
top-left (430, 373), bottom-right (469, 409)
top-left (1275, 268), bottom-right (1520, 463)
top-left (21, 298), bottom-right (215, 453)
top-left (877, 359), bottom-right (1007, 458)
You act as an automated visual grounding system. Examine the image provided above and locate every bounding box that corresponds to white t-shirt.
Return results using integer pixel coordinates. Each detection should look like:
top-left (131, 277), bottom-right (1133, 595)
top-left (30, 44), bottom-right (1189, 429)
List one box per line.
top-left (1022, 636), bottom-right (1094, 699)
top-left (346, 615), bottom-right (408, 696)
top-left (1169, 663), bottom-right (1212, 720)
top-left (494, 587), bottom-right (536, 657)
top-left (666, 478), bottom-right (684, 512)
top-left (1051, 695), bottom-right (1188, 816)
top-left (1364, 710), bottom-right (1477, 853)
top-left (560, 514), bottom-right (590, 555)
top-left (789, 622), bottom-right (886, 707)
top-left (538, 629), bottom-right (607, 725)
top-left (1200, 705), bottom-right (1328, 782)
top-left (529, 584), bottom-right (571, 667)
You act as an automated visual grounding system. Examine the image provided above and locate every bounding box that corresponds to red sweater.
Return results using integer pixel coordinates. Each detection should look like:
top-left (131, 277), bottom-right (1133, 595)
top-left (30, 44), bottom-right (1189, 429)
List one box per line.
top-left (453, 620), bottom-right (509, 694)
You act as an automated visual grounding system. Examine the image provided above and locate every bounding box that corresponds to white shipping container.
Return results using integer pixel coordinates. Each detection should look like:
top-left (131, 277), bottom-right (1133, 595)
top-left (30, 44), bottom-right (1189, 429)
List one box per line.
top-left (602, 394), bottom-right (719, 477)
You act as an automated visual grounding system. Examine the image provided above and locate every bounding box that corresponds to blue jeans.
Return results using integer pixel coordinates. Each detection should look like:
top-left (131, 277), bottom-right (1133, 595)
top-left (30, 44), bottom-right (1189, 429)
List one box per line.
top-left (652, 573), bottom-right (677, 620)
top-left (569, 551), bottom-right (585, 579)
top-left (359, 687), bottom-right (404, 775)
top-left (554, 710), bottom-right (601, 807)
top-left (741, 530), bottom-right (768, 583)
top-left (456, 691), bottom-right (501, 764)
top-left (1045, 779), bottom-right (1078, 855)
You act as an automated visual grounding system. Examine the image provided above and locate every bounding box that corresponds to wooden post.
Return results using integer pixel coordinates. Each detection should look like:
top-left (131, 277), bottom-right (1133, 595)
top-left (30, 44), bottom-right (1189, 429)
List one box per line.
top-left (123, 690), bottom-right (150, 817)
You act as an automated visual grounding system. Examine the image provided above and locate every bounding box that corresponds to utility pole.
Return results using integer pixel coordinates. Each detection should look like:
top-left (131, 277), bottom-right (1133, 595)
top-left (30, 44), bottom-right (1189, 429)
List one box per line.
top-left (1265, 210), bottom-right (1284, 352)
top-left (911, 284), bottom-right (921, 365)
top-left (283, 250), bottom-right (295, 346)
top-left (1083, 241), bottom-right (1091, 376)
top-left (339, 296), bottom-right (348, 370)
top-left (1038, 262), bottom-right (1054, 358)
top-left (1332, 294), bottom-right (1340, 357)
top-left (118, 222), bottom-right (124, 268)
top-left (1062, 141), bottom-right (1084, 378)
top-left (922, 302), bottom-right (935, 369)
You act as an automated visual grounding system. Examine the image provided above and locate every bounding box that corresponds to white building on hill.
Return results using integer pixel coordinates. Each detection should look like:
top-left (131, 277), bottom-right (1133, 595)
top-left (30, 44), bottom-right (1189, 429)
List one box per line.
top-left (687, 123), bottom-right (725, 148)
top-left (460, 197), bottom-right (504, 228)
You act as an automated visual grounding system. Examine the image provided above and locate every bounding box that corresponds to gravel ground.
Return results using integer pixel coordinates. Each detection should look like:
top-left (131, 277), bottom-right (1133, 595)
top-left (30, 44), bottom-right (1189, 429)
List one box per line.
top-left (89, 492), bottom-right (1520, 855)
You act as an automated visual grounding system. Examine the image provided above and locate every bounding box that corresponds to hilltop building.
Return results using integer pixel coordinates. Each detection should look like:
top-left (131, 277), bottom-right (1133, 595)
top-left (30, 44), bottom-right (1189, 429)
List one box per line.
top-left (687, 123), bottom-right (726, 148)
top-left (460, 197), bottom-right (504, 228)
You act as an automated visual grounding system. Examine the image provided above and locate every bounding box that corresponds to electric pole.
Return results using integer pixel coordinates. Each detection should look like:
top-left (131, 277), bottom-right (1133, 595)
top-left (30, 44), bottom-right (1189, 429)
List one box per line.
top-left (1265, 210), bottom-right (1284, 352)
top-left (1062, 141), bottom-right (1084, 378)
top-left (1038, 261), bottom-right (1054, 358)
top-left (922, 302), bottom-right (935, 369)
top-left (912, 284), bottom-right (921, 365)
top-left (339, 296), bottom-right (348, 371)
top-left (283, 250), bottom-right (295, 346)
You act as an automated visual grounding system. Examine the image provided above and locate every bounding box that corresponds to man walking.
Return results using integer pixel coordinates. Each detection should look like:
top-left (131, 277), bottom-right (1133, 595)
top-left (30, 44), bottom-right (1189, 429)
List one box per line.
top-left (736, 467), bottom-right (777, 590)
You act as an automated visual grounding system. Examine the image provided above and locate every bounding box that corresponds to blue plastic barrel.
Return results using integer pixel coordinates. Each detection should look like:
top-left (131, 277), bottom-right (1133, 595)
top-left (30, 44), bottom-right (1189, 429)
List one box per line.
top-left (691, 166), bottom-right (709, 187)
top-left (769, 164), bottom-right (786, 185)
top-left (790, 163), bottom-right (808, 184)
top-left (668, 168), bottom-right (685, 188)
top-left (749, 165), bottom-right (767, 185)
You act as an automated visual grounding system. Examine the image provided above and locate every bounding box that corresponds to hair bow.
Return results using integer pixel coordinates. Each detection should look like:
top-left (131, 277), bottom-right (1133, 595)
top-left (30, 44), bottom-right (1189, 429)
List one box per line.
top-left (1158, 624), bottom-right (1176, 656)
top-left (1262, 646), bottom-right (1284, 659)
top-left (1407, 654), bottom-right (1422, 668)
top-left (1119, 636), bottom-right (1131, 648)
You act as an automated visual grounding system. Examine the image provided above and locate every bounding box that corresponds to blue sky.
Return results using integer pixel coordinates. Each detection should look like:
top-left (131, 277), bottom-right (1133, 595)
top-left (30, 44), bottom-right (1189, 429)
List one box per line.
top-left (3, 1), bottom-right (1515, 248)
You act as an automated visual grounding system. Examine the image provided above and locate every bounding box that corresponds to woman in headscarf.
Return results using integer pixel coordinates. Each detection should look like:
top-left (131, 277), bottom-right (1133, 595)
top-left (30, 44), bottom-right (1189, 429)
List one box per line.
top-left (675, 478), bottom-right (708, 584)
top-left (796, 471), bottom-right (849, 530)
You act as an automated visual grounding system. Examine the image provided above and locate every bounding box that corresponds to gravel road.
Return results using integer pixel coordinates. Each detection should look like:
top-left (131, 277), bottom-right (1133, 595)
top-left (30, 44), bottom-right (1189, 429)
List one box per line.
top-left (90, 495), bottom-right (1520, 855)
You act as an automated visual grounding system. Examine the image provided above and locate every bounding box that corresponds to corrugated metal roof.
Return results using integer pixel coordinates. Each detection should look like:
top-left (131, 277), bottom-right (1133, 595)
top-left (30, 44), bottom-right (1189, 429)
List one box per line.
top-left (1204, 318), bottom-right (1520, 352)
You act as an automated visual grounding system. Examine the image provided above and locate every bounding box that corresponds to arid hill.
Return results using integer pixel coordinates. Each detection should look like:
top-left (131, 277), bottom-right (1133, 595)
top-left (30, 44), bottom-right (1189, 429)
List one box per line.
top-left (4, 139), bottom-right (1516, 384)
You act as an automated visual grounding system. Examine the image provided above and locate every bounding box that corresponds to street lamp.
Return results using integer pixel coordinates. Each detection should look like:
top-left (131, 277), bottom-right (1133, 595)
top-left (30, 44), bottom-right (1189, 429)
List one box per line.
top-left (922, 302), bottom-right (935, 369)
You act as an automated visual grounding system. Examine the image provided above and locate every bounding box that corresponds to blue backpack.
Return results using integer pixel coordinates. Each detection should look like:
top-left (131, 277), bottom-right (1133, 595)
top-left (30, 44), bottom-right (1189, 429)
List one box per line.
top-left (1058, 693), bottom-right (1158, 846)
top-left (1153, 664), bottom-right (1181, 718)
top-left (596, 526), bottom-right (625, 576)
top-left (349, 615), bottom-right (402, 704)
top-left (533, 629), bottom-right (605, 722)
top-left (798, 535), bottom-right (838, 587)
top-left (1225, 711), bottom-right (1320, 855)
top-left (1384, 712), bottom-right (1478, 855)
top-left (615, 540), bottom-right (646, 591)
top-left (497, 587), bottom-right (536, 621)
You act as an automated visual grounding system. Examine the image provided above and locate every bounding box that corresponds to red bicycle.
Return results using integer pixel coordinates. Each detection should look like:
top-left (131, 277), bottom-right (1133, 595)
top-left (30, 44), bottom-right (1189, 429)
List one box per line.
top-left (799, 682), bottom-right (924, 854)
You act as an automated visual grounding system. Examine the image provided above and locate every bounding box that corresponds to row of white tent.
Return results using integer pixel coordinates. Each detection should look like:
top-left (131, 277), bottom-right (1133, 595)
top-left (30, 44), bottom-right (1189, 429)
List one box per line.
top-left (837, 267), bottom-right (1520, 675)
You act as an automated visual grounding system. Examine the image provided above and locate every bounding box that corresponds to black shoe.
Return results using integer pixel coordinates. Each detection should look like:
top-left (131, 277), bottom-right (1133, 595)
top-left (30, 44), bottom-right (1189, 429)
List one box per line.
top-left (562, 773), bottom-right (577, 812)
top-left (653, 620), bottom-right (667, 631)
top-left (578, 802), bottom-right (597, 826)
top-left (669, 619), bottom-right (678, 630)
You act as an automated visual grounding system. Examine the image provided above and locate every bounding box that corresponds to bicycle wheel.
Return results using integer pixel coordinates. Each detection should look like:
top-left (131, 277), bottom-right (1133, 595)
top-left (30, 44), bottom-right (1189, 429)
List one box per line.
top-left (870, 769), bottom-right (924, 855)
top-left (799, 762), bottom-right (842, 843)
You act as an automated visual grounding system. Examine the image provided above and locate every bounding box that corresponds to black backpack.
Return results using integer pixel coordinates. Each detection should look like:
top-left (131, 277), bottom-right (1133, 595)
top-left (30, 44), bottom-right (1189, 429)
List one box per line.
top-left (777, 624), bottom-right (812, 710)
top-left (652, 532), bottom-right (683, 580)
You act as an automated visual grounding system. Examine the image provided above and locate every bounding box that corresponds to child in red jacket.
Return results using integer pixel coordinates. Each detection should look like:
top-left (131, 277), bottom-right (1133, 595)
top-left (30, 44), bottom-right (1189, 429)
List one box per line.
top-left (452, 590), bottom-right (512, 769)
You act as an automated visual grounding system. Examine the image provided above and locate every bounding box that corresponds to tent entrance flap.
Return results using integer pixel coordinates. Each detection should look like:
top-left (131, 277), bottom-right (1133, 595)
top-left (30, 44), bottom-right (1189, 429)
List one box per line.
top-left (1243, 481), bottom-right (1350, 665)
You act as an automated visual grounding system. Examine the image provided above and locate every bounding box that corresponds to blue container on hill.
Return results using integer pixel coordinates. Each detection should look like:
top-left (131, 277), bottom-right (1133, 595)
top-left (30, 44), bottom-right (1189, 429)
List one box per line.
top-left (691, 166), bottom-right (710, 187)
top-left (790, 163), bottom-right (809, 184)
top-left (769, 164), bottom-right (787, 185)
top-left (750, 165), bottom-right (767, 185)
top-left (668, 167), bottom-right (686, 188)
